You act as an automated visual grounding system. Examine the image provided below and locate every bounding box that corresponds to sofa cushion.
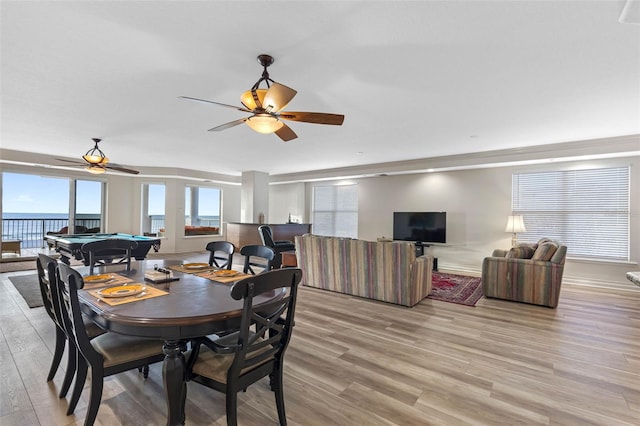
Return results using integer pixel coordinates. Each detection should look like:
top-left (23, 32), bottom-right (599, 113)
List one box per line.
top-left (532, 242), bottom-right (558, 261)
top-left (506, 246), bottom-right (535, 259)
top-left (516, 242), bottom-right (538, 251)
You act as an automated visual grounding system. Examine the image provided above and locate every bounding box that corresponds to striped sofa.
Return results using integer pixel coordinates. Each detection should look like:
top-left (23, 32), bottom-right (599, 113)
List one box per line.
top-left (294, 234), bottom-right (433, 307)
top-left (481, 239), bottom-right (567, 308)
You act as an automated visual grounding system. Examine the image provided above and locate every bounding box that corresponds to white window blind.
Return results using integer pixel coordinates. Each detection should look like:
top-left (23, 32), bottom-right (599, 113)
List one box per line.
top-left (512, 166), bottom-right (630, 261)
top-left (312, 184), bottom-right (358, 238)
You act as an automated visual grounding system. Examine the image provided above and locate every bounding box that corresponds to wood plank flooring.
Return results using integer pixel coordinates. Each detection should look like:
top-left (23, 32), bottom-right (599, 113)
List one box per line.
top-left (1, 252), bottom-right (639, 425)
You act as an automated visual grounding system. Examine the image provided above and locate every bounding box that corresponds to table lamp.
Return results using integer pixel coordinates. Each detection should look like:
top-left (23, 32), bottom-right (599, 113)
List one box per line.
top-left (505, 215), bottom-right (526, 247)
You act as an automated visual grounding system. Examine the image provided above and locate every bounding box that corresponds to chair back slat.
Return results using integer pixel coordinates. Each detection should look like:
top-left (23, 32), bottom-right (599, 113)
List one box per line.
top-left (228, 268), bottom-right (302, 377)
top-left (36, 254), bottom-right (59, 323)
top-left (81, 239), bottom-right (138, 275)
top-left (205, 241), bottom-right (235, 269)
top-left (240, 245), bottom-right (275, 274)
top-left (56, 263), bottom-right (99, 360)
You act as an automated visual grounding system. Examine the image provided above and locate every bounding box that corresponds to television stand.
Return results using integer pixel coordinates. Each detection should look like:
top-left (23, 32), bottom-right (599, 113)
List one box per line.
top-left (415, 242), bottom-right (438, 271)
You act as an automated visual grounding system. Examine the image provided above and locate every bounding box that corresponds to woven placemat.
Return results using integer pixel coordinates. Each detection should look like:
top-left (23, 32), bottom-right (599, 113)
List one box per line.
top-left (88, 283), bottom-right (168, 306)
top-left (195, 270), bottom-right (252, 283)
top-left (168, 264), bottom-right (216, 274)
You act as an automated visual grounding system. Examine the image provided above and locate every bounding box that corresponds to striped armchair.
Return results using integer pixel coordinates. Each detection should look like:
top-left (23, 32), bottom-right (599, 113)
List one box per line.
top-left (482, 239), bottom-right (567, 308)
top-left (294, 234), bottom-right (433, 307)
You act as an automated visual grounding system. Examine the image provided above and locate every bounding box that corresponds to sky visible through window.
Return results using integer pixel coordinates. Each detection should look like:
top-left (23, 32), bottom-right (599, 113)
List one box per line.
top-left (2, 172), bottom-right (98, 214)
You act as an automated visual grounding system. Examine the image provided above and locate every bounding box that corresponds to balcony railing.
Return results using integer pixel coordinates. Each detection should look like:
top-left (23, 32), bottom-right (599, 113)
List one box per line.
top-left (2, 218), bottom-right (101, 249)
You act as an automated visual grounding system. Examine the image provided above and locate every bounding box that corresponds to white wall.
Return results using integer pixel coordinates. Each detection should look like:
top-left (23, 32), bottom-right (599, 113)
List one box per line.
top-left (296, 156), bottom-right (639, 288)
top-left (269, 182), bottom-right (305, 224)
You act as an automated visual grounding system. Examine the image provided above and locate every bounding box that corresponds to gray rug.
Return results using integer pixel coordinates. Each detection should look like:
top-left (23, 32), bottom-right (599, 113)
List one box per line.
top-left (8, 274), bottom-right (43, 308)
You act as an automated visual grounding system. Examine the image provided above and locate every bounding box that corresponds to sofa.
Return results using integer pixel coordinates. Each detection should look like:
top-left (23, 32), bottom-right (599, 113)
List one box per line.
top-left (482, 238), bottom-right (567, 308)
top-left (294, 234), bottom-right (433, 307)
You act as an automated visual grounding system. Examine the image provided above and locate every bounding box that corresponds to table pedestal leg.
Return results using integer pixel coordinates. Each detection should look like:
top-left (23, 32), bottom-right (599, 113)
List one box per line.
top-left (163, 340), bottom-right (187, 426)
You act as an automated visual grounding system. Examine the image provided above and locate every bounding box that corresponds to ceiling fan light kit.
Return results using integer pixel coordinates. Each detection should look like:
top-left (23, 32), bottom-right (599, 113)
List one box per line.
top-left (82, 138), bottom-right (109, 165)
top-left (240, 88), bottom-right (267, 111)
top-left (180, 53), bottom-right (344, 141)
top-left (55, 138), bottom-right (140, 175)
top-left (246, 114), bottom-right (284, 134)
top-left (85, 165), bottom-right (107, 174)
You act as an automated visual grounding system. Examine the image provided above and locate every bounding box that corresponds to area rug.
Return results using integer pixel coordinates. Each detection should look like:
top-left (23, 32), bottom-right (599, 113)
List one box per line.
top-left (428, 272), bottom-right (483, 307)
top-left (8, 274), bottom-right (43, 308)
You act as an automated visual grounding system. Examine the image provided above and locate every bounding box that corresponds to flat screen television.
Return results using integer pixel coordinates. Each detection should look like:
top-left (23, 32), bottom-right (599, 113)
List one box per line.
top-left (393, 212), bottom-right (446, 244)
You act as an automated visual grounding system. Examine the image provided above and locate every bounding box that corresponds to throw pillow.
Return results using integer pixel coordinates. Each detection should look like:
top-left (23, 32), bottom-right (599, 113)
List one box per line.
top-left (532, 242), bottom-right (558, 261)
top-left (537, 237), bottom-right (556, 246)
top-left (516, 242), bottom-right (538, 251)
top-left (506, 246), bottom-right (535, 259)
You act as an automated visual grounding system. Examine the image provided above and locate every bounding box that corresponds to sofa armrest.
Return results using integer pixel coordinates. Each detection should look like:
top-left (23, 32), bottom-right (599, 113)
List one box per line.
top-left (491, 249), bottom-right (508, 257)
top-left (408, 255), bottom-right (433, 306)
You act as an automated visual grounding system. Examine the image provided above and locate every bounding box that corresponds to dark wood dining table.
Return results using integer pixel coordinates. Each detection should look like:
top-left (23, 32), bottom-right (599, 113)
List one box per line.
top-left (76, 259), bottom-right (284, 426)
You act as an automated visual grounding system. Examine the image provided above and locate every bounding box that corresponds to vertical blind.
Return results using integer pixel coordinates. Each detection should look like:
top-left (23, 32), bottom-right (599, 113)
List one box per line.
top-left (512, 166), bottom-right (630, 261)
top-left (312, 184), bottom-right (358, 238)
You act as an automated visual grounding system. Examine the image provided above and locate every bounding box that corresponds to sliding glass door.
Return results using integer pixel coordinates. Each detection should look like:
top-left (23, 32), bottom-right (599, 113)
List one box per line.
top-left (75, 179), bottom-right (104, 233)
top-left (1, 172), bottom-right (104, 254)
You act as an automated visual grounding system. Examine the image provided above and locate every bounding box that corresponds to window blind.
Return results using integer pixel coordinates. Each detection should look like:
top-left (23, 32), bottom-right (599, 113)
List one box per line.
top-left (512, 166), bottom-right (630, 261)
top-left (312, 184), bottom-right (358, 238)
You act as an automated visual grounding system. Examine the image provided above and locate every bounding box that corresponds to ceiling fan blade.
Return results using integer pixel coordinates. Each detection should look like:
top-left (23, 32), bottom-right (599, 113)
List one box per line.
top-left (105, 164), bottom-right (140, 175)
top-left (263, 83), bottom-right (297, 112)
top-left (275, 123), bottom-right (298, 142)
top-left (179, 96), bottom-right (252, 113)
top-left (279, 111), bottom-right (345, 126)
top-left (55, 158), bottom-right (85, 165)
top-left (208, 118), bottom-right (248, 132)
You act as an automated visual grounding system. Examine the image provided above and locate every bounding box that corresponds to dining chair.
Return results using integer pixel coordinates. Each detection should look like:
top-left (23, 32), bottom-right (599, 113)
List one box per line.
top-left (206, 241), bottom-right (236, 269)
top-left (36, 254), bottom-right (105, 399)
top-left (186, 268), bottom-right (303, 426)
top-left (258, 225), bottom-right (296, 269)
top-left (55, 262), bottom-right (165, 425)
top-left (81, 238), bottom-right (138, 275)
top-left (240, 245), bottom-right (275, 275)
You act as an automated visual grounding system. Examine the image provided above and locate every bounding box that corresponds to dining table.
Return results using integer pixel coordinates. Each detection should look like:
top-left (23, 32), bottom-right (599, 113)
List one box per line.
top-left (76, 259), bottom-right (285, 426)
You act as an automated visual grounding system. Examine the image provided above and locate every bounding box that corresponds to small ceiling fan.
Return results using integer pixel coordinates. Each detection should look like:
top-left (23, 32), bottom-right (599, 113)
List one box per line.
top-left (180, 54), bottom-right (345, 142)
top-left (56, 138), bottom-right (140, 175)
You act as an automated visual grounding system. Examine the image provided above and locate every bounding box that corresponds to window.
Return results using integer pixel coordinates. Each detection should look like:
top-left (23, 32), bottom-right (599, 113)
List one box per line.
top-left (142, 183), bottom-right (165, 236)
top-left (1, 172), bottom-right (104, 249)
top-left (75, 179), bottom-right (103, 233)
top-left (185, 185), bottom-right (221, 236)
top-left (312, 184), bottom-right (358, 238)
top-left (512, 166), bottom-right (630, 261)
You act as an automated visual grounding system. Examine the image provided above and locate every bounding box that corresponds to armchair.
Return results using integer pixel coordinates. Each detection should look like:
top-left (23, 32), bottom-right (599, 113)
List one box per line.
top-left (482, 238), bottom-right (567, 308)
top-left (258, 225), bottom-right (295, 269)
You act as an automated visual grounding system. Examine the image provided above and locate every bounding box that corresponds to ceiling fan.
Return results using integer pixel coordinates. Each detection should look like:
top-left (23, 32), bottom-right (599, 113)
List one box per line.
top-left (55, 138), bottom-right (140, 175)
top-left (180, 54), bottom-right (345, 142)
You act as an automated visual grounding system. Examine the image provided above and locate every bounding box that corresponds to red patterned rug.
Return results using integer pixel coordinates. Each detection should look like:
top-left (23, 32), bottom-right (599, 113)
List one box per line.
top-left (428, 272), bottom-right (483, 306)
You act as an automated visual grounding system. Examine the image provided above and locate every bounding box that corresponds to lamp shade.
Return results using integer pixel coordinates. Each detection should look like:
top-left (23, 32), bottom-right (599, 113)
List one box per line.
top-left (240, 88), bottom-right (267, 110)
top-left (505, 215), bottom-right (526, 233)
top-left (245, 114), bottom-right (284, 134)
top-left (85, 165), bottom-right (106, 174)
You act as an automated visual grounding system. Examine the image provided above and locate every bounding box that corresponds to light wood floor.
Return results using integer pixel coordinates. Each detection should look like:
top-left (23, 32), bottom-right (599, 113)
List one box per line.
top-left (1, 252), bottom-right (639, 425)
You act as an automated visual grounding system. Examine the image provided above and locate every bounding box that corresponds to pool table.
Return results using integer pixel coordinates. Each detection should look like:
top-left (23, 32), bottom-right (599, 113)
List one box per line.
top-left (44, 233), bottom-right (161, 265)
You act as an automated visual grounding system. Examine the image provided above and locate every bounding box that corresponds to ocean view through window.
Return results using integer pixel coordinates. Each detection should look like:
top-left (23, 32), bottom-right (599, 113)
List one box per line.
top-left (2, 172), bottom-right (102, 249)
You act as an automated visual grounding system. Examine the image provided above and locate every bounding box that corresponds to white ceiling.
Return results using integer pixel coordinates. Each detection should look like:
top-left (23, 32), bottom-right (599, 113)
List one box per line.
top-left (2, 1), bottom-right (639, 177)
